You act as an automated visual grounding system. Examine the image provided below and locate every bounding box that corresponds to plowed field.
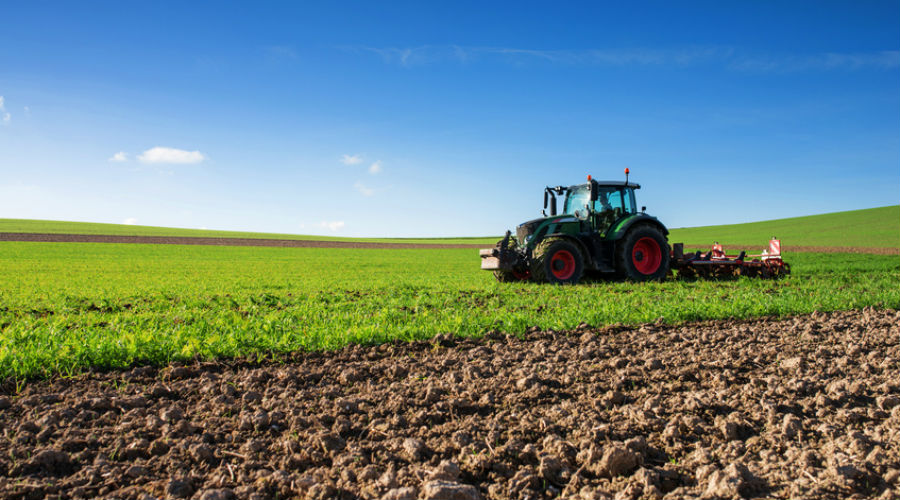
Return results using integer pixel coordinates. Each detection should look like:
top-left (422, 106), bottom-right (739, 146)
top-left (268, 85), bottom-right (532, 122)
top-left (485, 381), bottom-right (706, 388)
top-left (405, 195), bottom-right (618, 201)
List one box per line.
top-left (2, 308), bottom-right (898, 500)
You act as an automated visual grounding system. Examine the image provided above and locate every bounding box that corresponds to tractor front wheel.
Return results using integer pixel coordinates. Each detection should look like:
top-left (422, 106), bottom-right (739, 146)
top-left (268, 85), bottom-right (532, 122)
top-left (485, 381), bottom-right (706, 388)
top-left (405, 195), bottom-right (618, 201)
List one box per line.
top-left (492, 238), bottom-right (530, 282)
top-left (531, 239), bottom-right (585, 284)
top-left (616, 225), bottom-right (670, 282)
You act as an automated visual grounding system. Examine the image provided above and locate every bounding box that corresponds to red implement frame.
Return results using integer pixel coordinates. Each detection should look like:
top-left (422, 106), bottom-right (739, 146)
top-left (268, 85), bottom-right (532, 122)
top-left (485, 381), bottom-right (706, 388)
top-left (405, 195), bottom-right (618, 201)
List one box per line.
top-left (671, 238), bottom-right (790, 279)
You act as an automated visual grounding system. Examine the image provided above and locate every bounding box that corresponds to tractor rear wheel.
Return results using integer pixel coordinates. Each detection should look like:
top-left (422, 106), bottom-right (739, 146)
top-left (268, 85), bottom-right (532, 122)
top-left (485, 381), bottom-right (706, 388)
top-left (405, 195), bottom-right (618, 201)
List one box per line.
top-left (531, 238), bottom-right (584, 284)
top-left (616, 225), bottom-right (670, 282)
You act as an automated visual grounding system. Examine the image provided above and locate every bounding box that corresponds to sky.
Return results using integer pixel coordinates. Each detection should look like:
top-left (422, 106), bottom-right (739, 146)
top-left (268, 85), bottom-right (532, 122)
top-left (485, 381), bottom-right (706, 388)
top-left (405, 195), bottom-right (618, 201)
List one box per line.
top-left (1, 1), bottom-right (898, 237)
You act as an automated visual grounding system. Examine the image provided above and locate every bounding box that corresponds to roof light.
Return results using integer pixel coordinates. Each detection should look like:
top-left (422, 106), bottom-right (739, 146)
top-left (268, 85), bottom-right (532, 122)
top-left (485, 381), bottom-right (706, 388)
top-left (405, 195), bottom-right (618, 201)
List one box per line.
top-left (624, 168), bottom-right (630, 175)
top-left (587, 175), bottom-right (592, 181)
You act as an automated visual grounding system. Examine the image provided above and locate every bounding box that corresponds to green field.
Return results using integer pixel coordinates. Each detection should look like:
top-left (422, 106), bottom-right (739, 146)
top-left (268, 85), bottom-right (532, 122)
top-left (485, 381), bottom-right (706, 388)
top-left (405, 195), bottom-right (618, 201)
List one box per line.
top-left (668, 205), bottom-right (899, 249)
top-left (1, 241), bottom-right (898, 381)
top-left (0, 218), bottom-right (499, 245)
top-left (3, 204), bottom-right (897, 249)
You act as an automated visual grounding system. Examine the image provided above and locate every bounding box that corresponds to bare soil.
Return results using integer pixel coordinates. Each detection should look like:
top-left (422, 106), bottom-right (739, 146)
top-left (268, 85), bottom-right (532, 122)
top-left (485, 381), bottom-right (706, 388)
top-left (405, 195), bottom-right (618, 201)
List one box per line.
top-left (1, 308), bottom-right (898, 500)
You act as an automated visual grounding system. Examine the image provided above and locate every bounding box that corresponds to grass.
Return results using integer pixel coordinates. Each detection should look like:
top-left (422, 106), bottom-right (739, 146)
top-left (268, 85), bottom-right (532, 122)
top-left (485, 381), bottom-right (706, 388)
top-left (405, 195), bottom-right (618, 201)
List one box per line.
top-left (1, 241), bottom-right (897, 381)
top-left (0, 218), bottom-right (499, 245)
top-left (3, 205), bottom-right (897, 249)
top-left (668, 205), bottom-right (899, 249)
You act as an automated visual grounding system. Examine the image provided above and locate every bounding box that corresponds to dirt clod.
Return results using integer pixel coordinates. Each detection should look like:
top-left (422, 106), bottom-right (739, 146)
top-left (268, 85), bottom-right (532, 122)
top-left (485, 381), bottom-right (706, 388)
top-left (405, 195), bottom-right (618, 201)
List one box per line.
top-left (421, 480), bottom-right (481, 500)
top-left (383, 486), bottom-right (417, 500)
top-left (166, 479), bottom-right (194, 498)
top-left (429, 460), bottom-right (462, 482)
top-left (704, 463), bottom-right (763, 499)
top-left (197, 488), bottom-right (236, 500)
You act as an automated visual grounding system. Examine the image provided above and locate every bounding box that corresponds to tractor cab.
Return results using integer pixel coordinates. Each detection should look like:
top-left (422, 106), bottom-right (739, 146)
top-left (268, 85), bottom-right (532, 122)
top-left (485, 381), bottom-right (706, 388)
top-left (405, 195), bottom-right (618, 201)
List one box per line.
top-left (545, 180), bottom-right (641, 236)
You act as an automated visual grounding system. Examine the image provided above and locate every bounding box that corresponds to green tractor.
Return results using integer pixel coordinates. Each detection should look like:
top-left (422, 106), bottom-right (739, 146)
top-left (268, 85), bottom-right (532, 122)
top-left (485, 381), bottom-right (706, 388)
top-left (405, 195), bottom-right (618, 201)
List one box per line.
top-left (480, 170), bottom-right (670, 284)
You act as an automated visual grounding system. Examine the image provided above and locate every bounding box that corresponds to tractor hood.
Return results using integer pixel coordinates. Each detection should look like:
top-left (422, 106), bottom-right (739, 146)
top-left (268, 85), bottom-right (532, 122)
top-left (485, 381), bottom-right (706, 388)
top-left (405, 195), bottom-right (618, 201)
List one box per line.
top-left (516, 215), bottom-right (579, 243)
top-left (516, 217), bottom-right (547, 243)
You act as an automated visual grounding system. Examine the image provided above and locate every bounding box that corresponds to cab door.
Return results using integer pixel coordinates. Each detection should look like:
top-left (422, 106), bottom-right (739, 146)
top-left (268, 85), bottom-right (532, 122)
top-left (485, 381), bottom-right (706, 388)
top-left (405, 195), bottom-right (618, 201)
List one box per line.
top-left (591, 187), bottom-right (629, 236)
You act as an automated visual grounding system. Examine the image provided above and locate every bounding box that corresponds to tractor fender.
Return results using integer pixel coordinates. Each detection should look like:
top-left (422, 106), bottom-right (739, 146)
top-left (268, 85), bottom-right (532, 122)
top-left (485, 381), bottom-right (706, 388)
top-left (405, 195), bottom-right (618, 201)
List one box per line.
top-left (533, 233), bottom-right (594, 267)
top-left (607, 214), bottom-right (669, 241)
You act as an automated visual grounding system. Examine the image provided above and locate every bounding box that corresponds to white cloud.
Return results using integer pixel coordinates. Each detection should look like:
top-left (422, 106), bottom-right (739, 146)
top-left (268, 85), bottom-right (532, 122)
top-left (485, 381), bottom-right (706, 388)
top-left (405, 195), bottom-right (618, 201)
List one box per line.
top-left (355, 45), bottom-right (728, 67)
top-left (368, 160), bottom-right (383, 174)
top-left (731, 50), bottom-right (900, 72)
top-left (320, 220), bottom-right (345, 231)
top-left (354, 181), bottom-right (374, 196)
top-left (109, 151), bottom-right (128, 162)
top-left (341, 154), bottom-right (363, 165)
top-left (355, 44), bottom-right (900, 73)
top-left (138, 146), bottom-right (206, 164)
top-left (123, 217), bottom-right (138, 225)
top-left (264, 45), bottom-right (298, 62)
top-left (0, 96), bottom-right (8, 125)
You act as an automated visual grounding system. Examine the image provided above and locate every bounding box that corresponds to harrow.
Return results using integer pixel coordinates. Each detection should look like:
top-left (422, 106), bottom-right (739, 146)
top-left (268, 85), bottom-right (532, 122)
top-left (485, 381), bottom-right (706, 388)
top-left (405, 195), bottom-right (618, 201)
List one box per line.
top-left (671, 238), bottom-right (790, 279)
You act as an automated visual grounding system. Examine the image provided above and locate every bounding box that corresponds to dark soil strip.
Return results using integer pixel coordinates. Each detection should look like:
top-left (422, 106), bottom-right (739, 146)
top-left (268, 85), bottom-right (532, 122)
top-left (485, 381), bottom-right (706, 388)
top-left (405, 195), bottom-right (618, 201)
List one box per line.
top-left (0, 232), bottom-right (485, 249)
top-left (3, 232), bottom-right (897, 254)
top-left (1, 309), bottom-right (898, 499)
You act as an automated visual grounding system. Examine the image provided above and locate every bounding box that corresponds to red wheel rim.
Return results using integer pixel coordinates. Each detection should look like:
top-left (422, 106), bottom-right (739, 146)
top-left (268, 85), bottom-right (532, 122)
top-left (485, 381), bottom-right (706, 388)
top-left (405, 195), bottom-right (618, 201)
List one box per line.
top-left (632, 237), bottom-right (662, 275)
top-left (550, 250), bottom-right (576, 280)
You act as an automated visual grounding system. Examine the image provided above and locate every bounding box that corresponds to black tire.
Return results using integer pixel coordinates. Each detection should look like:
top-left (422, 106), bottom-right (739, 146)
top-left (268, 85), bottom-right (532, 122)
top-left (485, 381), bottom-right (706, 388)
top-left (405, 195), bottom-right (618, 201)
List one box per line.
top-left (616, 225), bottom-right (670, 282)
top-left (531, 238), bottom-right (584, 284)
top-left (492, 238), bottom-right (530, 282)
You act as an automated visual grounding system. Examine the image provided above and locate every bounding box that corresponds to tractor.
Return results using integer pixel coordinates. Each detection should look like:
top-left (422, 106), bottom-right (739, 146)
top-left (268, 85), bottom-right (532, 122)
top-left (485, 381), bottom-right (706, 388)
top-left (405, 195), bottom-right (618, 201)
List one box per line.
top-left (480, 169), bottom-right (670, 284)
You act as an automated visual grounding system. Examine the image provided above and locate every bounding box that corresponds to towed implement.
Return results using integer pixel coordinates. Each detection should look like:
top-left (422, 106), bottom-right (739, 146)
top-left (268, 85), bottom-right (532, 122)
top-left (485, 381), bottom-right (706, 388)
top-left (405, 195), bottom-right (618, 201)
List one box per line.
top-left (671, 239), bottom-right (790, 279)
top-left (480, 170), bottom-right (790, 284)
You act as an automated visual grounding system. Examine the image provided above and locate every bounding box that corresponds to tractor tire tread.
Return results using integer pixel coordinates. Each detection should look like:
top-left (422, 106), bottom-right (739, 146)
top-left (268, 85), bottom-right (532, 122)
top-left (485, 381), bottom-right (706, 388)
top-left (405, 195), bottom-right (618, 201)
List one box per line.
top-left (531, 238), bottom-right (584, 284)
top-left (615, 223), bottom-right (670, 282)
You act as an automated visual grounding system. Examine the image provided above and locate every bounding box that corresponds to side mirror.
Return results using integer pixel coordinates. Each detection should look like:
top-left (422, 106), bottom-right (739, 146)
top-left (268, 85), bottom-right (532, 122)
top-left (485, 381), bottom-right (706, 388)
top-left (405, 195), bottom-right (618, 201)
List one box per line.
top-left (589, 180), bottom-right (598, 201)
top-left (641, 206), bottom-right (646, 213)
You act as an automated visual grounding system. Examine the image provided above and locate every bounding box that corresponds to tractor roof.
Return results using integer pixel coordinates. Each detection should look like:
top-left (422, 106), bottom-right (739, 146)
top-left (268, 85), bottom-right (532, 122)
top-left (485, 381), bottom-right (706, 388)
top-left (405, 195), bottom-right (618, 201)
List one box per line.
top-left (571, 180), bottom-right (641, 189)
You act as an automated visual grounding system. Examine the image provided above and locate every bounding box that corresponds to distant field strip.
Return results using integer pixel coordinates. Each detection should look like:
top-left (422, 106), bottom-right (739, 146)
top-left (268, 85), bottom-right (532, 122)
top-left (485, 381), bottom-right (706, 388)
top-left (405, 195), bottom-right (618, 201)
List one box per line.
top-left (3, 232), bottom-right (895, 254)
top-left (0, 219), bottom-right (498, 245)
top-left (0, 232), bottom-right (483, 249)
top-left (3, 205), bottom-right (896, 249)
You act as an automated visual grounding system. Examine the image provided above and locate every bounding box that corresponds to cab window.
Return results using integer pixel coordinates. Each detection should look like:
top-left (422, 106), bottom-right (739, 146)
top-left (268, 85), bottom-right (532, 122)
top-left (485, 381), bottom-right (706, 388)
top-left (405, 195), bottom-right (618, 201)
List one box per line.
top-left (563, 186), bottom-right (591, 215)
top-left (593, 187), bottom-right (637, 214)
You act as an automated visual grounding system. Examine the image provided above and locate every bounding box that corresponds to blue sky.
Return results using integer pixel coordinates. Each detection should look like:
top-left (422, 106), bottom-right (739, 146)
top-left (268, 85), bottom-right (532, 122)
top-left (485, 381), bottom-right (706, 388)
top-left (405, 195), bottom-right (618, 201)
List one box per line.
top-left (1, 1), bottom-right (898, 237)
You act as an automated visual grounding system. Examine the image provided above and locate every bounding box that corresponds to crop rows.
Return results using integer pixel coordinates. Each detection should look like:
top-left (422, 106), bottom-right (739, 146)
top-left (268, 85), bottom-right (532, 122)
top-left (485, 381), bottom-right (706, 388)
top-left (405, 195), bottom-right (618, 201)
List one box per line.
top-left (1, 242), bottom-right (898, 381)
